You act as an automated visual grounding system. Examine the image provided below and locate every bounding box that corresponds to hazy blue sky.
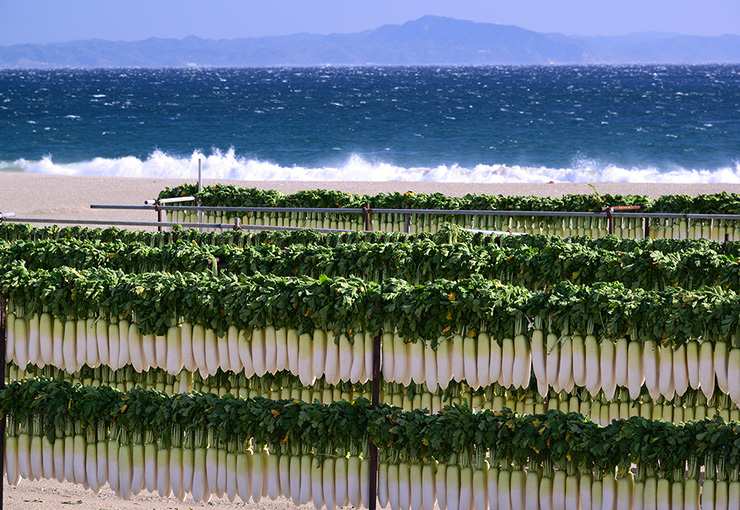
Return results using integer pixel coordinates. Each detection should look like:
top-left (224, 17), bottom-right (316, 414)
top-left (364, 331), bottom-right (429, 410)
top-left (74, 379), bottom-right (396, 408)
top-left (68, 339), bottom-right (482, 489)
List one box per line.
top-left (2, 0), bottom-right (739, 45)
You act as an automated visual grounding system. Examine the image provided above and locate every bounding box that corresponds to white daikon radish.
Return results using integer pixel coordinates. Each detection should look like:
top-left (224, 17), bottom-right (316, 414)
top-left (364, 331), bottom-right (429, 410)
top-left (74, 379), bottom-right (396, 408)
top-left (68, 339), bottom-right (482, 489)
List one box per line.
top-left (699, 341), bottom-right (716, 399)
top-left (204, 328), bottom-right (220, 376)
top-left (312, 329), bottom-right (327, 381)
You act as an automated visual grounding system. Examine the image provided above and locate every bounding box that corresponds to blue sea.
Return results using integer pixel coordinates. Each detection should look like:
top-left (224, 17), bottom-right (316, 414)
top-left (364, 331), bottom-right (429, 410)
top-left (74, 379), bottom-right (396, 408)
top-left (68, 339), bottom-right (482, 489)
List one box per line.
top-left (1, 65), bottom-right (739, 183)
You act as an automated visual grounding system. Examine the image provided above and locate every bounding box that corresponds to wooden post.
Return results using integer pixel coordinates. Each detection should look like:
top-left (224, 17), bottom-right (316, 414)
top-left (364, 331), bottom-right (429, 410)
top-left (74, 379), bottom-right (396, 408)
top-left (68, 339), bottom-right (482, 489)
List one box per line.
top-left (0, 294), bottom-right (6, 510)
top-left (363, 203), bottom-right (372, 231)
top-left (369, 329), bottom-right (382, 510)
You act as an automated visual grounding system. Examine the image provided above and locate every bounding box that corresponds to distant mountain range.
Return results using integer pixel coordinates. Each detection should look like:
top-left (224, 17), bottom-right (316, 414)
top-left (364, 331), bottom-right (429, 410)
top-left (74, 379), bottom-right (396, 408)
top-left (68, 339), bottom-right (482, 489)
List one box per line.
top-left (2, 15), bottom-right (740, 68)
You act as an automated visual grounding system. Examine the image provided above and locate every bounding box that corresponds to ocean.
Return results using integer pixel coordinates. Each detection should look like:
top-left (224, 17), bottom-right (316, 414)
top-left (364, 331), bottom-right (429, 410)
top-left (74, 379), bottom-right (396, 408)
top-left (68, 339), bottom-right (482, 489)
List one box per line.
top-left (1, 65), bottom-right (739, 183)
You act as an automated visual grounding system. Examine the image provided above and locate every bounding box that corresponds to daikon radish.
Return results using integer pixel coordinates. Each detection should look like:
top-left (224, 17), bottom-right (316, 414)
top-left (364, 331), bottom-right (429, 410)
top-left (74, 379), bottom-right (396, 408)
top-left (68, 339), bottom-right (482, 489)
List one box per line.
top-left (350, 332), bottom-right (365, 383)
top-left (382, 332), bottom-right (395, 382)
top-left (532, 329), bottom-right (547, 387)
top-left (585, 334), bottom-right (601, 396)
top-left (298, 332), bottom-right (315, 386)
top-left (237, 328), bottom-right (254, 377)
top-left (40, 312), bottom-right (54, 366)
top-left (425, 340), bottom-right (439, 391)
top-left (204, 328), bottom-right (219, 376)
top-left (674, 344), bottom-right (689, 396)
top-left (614, 337), bottom-right (629, 388)
top-left (513, 331), bottom-right (531, 389)
top-left (181, 321), bottom-right (196, 373)
top-left (28, 313), bottom-right (41, 367)
top-left (658, 344), bottom-right (675, 399)
top-left (715, 341), bottom-right (730, 394)
top-left (324, 331), bottom-right (340, 385)
top-left (545, 333), bottom-right (561, 390)
top-left (699, 341), bottom-right (716, 399)
top-left (312, 329), bottom-right (327, 381)
top-left (438, 338), bottom-right (452, 391)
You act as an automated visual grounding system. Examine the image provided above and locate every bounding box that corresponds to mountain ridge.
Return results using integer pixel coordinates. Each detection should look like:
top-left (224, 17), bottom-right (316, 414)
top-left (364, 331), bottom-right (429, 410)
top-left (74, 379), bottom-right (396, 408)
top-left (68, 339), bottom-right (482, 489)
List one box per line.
top-left (2, 15), bottom-right (739, 68)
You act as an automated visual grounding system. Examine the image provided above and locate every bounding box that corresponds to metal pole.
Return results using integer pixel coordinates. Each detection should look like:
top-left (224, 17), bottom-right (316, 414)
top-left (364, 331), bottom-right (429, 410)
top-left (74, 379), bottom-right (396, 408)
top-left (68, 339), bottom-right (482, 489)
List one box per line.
top-left (197, 159), bottom-right (203, 231)
top-left (369, 329), bottom-right (382, 510)
top-left (644, 217), bottom-right (651, 239)
top-left (607, 208), bottom-right (614, 235)
top-left (404, 207), bottom-right (410, 234)
top-left (0, 294), bottom-right (7, 510)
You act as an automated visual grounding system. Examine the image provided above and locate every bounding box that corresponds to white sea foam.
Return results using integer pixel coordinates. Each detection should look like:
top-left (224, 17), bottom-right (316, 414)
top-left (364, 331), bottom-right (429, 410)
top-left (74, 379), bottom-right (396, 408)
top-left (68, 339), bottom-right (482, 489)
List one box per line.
top-left (7, 149), bottom-right (740, 184)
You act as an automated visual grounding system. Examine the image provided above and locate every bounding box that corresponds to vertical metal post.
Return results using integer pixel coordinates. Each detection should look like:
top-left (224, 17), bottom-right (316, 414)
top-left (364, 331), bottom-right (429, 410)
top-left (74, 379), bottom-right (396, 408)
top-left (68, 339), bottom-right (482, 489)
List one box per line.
top-left (607, 208), bottom-right (614, 235)
top-left (363, 203), bottom-right (372, 231)
top-left (197, 159), bottom-right (204, 232)
top-left (644, 217), bottom-right (651, 239)
top-left (404, 207), bottom-right (411, 234)
top-left (369, 329), bottom-right (382, 510)
top-left (0, 294), bottom-right (7, 510)
top-left (156, 201), bottom-right (164, 232)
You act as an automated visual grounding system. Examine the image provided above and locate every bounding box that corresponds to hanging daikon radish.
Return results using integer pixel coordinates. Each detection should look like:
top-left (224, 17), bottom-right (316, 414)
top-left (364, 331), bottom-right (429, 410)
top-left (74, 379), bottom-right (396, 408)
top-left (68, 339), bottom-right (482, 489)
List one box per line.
top-left (382, 332), bottom-right (395, 382)
top-left (728, 347), bottom-right (740, 405)
top-left (715, 340), bottom-right (730, 394)
top-left (627, 340), bottom-right (644, 400)
top-left (500, 336), bottom-right (515, 389)
top-left (438, 338), bottom-right (452, 391)
top-left (95, 315), bottom-right (110, 366)
top-left (128, 324), bottom-right (144, 373)
top-left (273, 327), bottom-right (288, 372)
top-left (410, 338), bottom-right (427, 385)
top-left (673, 343), bottom-right (689, 397)
top-left (204, 329), bottom-right (219, 376)
top-left (492, 338), bottom-right (503, 389)
top-left (28, 313), bottom-right (42, 367)
top-left (513, 321), bottom-right (531, 389)
top-left (166, 325), bottom-right (183, 375)
top-left (571, 332), bottom-right (586, 386)
top-left (545, 332), bottom-right (561, 391)
top-left (601, 339), bottom-right (617, 400)
top-left (476, 332), bottom-right (491, 389)
top-left (656, 344), bottom-right (674, 400)
top-left (14, 315), bottom-right (29, 370)
top-left (75, 318), bottom-right (87, 369)
top-left (643, 339), bottom-right (660, 401)
top-left (335, 453), bottom-right (349, 508)
top-left (436, 462), bottom-right (448, 510)
top-left (250, 327), bottom-right (266, 377)
top-left (350, 332), bottom-right (366, 383)
top-left (686, 341), bottom-right (700, 389)
top-left (614, 337), bottom-right (629, 388)
top-left (62, 319), bottom-right (77, 373)
top-left (312, 329), bottom-right (327, 381)
top-left (424, 340), bottom-right (439, 391)
top-left (585, 333), bottom-right (601, 397)
top-left (237, 328), bottom-right (254, 377)
top-left (261, 325), bottom-right (276, 375)
top-left (450, 334), bottom-right (464, 383)
top-left (298, 332), bottom-right (315, 386)
top-left (423, 461), bottom-right (438, 510)
top-left (532, 328), bottom-right (547, 388)
top-left (557, 335), bottom-right (573, 393)
top-left (179, 321), bottom-right (195, 373)
top-left (40, 312), bottom-right (54, 367)
top-left (699, 341), bottom-right (715, 399)
top-left (324, 331), bottom-right (340, 385)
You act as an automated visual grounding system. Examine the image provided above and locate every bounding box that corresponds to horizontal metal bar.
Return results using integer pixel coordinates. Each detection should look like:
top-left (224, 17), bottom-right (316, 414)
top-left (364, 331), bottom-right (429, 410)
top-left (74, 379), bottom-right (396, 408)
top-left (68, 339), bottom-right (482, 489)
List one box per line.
top-left (1, 217), bottom-right (364, 233)
top-left (89, 203), bottom-right (740, 221)
top-left (0, 212), bottom-right (16, 220)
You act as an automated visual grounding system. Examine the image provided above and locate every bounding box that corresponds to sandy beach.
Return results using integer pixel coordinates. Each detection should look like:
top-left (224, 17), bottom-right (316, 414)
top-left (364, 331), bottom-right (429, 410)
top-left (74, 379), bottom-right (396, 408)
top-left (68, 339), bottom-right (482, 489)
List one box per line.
top-left (3, 172), bottom-right (740, 227)
top-left (2, 172), bottom-right (740, 509)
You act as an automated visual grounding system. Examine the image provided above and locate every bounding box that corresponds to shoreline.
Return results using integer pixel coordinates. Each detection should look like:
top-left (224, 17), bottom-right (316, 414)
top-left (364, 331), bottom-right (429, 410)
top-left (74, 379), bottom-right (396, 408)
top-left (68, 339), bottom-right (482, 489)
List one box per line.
top-left (2, 173), bottom-right (740, 226)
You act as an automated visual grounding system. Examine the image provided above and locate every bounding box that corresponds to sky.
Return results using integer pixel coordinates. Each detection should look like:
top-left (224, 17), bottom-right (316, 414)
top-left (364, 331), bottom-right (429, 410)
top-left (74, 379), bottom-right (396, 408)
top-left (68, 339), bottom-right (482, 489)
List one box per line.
top-left (2, 0), bottom-right (740, 46)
